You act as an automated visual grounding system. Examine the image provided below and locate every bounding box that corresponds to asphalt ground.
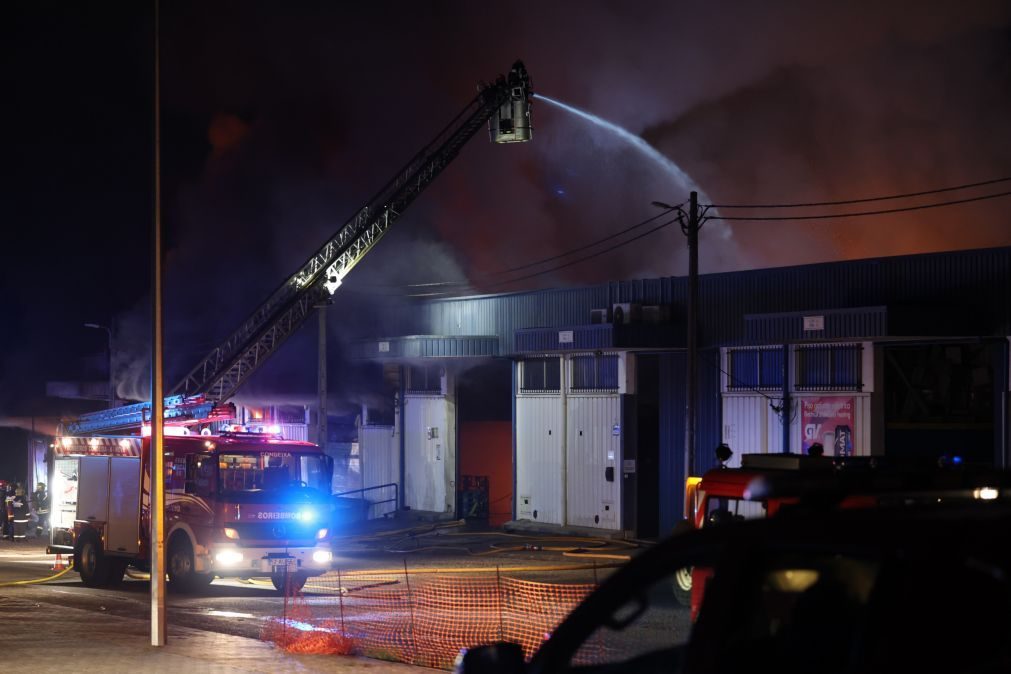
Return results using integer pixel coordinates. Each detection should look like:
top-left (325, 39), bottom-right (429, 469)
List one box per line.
top-left (0, 521), bottom-right (646, 671)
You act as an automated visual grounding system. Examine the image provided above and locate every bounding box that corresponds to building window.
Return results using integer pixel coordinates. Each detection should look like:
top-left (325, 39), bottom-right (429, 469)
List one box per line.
top-left (521, 357), bottom-right (561, 392)
top-left (571, 354), bottom-right (619, 391)
top-left (407, 364), bottom-right (443, 393)
top-left (795, 344), bottom-right (862, 391)
top-left (726, 347), bottom-right (784, 391)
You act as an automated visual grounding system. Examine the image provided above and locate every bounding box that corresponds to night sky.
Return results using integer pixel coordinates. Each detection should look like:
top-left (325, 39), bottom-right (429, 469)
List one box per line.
top-left (4, 1), bottom-right (1011, 434)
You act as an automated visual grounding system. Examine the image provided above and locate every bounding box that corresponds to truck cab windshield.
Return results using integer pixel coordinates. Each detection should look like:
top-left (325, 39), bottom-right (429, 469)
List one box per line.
top-left (217, 452), bottom-right (329, 494)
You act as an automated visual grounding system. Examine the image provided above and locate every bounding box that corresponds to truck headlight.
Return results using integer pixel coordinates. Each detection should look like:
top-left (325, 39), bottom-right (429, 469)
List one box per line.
top-left (215, 550), bottom-right (244, 565)
top-left (316, 528), bottom-right (328, 540)
top-left (312, 550), bottom-right (332, 564)
top-left (224, 527), bottom-right (240, 540)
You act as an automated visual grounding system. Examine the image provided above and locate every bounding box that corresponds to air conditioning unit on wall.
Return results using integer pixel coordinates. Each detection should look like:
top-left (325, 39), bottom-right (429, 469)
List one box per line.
top-left (611, 303), bottom-right (641, 324)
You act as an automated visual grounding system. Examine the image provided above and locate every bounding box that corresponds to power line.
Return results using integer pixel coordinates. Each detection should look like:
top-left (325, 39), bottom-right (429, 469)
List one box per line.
top-left (710, 190), bottom-right (1011, 222)
top-left (484, 218), bottom-right (678, 289)
top-left (707, 175), bottom-right (1011, 209)
top-left (485, 205), bottom-right (679, 276)
top-left (369, 216), bottom-right (681, 298)
top-left (391, 205), bottom-right (680, 288)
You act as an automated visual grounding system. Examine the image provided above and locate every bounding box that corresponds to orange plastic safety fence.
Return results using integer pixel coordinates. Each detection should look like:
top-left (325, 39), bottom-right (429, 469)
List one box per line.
top-left (261, 569), bottom-right (597, 669)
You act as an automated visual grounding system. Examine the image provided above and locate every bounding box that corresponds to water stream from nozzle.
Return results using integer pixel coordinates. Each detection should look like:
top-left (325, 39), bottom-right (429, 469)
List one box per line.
top-left (533, 93), bottom-right (715, 211)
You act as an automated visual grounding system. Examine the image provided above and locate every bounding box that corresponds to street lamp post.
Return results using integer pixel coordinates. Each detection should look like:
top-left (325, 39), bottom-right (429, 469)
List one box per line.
top-left (84, 322), bottom-right (114, 409)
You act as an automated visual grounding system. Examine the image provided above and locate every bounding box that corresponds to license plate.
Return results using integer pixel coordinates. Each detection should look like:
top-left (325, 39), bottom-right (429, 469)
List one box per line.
top-left (270, 558), bottom-right (296, 570)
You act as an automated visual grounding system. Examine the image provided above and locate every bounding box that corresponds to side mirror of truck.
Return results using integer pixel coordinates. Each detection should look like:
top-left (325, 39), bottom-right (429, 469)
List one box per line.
top-left (454, 642), bottom-right (526, 674)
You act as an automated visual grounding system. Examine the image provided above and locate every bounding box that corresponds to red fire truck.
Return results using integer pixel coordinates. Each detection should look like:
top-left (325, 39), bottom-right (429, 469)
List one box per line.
top-left (678, 453), bottom-right (982, 617)
top-left (49, 428), bottom-right (335, 593)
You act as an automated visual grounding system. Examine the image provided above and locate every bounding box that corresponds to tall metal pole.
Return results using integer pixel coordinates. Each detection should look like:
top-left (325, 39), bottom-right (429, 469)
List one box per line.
top-left (685, 191), bottom-right (699, 488)
top-left (107, 328), bottom-right (115, 409)
top-left (317, 304), bottom-right (328, 449)
top-left (150, 0), bottom-right (167, 647)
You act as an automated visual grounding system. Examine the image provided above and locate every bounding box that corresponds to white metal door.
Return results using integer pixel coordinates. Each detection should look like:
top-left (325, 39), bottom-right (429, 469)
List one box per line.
top-left (403, 396), bottom-right (455, 513)
top-left (360, 425), bottom-right (398, 518)
top-left (515, 395), bottom-right (564, 525)
top-left (565, 395), bottom-right (621, 529)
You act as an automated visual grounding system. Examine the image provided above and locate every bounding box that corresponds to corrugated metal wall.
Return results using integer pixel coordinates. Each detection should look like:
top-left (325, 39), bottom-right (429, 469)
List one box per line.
top-left (722, 396), bottom-right (777, 460)
top-left (516, 324), bottom-right (615, 352)
top-left (745, 306), bottom-right (888, 343)
top-left (565, 395), bottom-right (621, 529)
top-left (279, 423), bottom-right (309, 442)
top-left (657, 349), bottom-right (723, 533)
top-left (359, 425), bottom-right (398, 518)
top-left (377, 247), bottom-right (1011, 351)
top-left (403, 395), bottom-right (456, 514)
top-left (515, 395), bottom-right (564, 524)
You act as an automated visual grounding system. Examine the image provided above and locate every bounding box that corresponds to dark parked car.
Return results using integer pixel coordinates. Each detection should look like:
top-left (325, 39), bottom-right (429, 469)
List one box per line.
top-left (458, 495), bottom-right (1011, 673)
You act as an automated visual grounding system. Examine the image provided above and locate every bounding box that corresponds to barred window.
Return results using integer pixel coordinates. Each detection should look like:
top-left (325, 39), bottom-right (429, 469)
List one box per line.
top-left (407, 364), bottom-right (443, 393)
top-left (796, 344), bottom-right (862, 391)
top-left (727, 347), bottom-right (783, 391)
top-left (571, 354), bottom-right (619, 391)
top-left (521, 357), bottom-right (561, 392)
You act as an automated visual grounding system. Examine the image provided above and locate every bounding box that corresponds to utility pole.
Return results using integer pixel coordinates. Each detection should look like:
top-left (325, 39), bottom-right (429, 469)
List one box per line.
top-left (651, 193), bottom-right (702, 516)
top-left (317, 303), bottom-right (328, 449)
top-left (150, 0), bottom-right (166, 647)
top-left (685, 191), bottom-right (699, 488)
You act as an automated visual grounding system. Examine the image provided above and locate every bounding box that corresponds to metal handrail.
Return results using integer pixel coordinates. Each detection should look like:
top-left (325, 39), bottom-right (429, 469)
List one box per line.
top-left (333, 482), bottom-right (399, 520)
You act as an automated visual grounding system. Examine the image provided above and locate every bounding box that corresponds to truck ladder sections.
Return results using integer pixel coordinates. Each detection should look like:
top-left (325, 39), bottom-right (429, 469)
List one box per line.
top-left (66, 62), bottom-right (531, 435)
top-left (169, 61), bottom-right (532, 403)
top-left (66, 395), bottom-right (235, 434)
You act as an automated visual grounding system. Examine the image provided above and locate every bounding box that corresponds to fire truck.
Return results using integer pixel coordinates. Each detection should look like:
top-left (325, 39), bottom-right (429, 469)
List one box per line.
top-left (54, 62), bottom-right (534, 591)
top-left (51, 428), bottom-right (335, 592)
top-left (677, 452), bottom-right (991, 616)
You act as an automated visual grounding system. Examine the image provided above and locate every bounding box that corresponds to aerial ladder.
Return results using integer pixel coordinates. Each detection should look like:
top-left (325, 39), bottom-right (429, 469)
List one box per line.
top-left (66, 61), bottom-right (533, 434)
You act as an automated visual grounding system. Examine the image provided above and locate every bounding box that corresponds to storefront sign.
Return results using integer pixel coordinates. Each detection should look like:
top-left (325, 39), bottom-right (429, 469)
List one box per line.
top-left (801, 397), bottom-right (854, 456)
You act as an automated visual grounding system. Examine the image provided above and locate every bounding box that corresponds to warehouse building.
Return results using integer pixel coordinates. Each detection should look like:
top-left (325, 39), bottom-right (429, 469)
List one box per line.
top-left (350, 246), bottom-right (1011, 538)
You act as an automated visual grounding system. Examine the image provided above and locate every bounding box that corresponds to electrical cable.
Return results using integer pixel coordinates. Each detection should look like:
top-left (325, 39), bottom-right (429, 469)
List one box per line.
top-left (483, 217), bottom-right (678, 288)
top-left (709, 190), bottom-right (1011, 222)
top-left (356, 206), bottom-right (681, 296)
top-left (455, 205), bottom-right (678, 279)
top-left (698, 350), bottom-right (780, 405)
top-left (354, 179), bottom-right (1011, 297)
top-left (706, 175), bottom-right (1011, 209)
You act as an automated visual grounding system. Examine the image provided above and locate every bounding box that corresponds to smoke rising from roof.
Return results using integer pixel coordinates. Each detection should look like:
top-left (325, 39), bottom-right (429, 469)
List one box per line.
top-left (7, 2), bottom-right (1010, 417)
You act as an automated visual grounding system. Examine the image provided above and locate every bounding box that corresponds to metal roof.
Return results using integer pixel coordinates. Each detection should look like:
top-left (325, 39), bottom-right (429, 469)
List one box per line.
top-left (349, 335), bottom-right (499, 361)
top-left (354, 246), bottom-right (1011, 359)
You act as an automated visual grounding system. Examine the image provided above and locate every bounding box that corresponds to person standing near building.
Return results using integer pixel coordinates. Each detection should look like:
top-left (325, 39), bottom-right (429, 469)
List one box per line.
top-left (31, 482), bottom-right (49, 538)
top-left (0, 481), bottom-right (11, 540)
top-left (10, 484), bottom-right (30, 541)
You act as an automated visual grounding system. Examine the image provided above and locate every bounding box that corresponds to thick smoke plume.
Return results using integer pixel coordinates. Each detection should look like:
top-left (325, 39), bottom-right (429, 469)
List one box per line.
top-left (12, 1), bottom-right (1008, 416)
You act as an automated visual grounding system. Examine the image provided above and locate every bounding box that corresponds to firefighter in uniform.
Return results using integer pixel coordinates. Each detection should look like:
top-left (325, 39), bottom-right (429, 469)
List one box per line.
top-left (10, 484), bottom-right (31, 541)
top-left (0, 481), bottom-right (11, 540)
top-left (32, 482), bottom-right (50, 538)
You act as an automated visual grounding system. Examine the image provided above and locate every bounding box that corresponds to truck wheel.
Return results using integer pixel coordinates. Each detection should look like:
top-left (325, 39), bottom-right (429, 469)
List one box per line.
top-left (672, 566), bottom-right (693, 606)
top-left (168, 536), bottom-right (214, 593)
top-left (77, 533), bottom-right (111, 587)
top-left (271, 570), bottom-right (308, 594)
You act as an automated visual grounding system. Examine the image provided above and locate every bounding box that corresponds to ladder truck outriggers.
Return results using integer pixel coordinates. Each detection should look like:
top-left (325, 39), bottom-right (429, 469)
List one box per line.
top-left (53, 62), bottom-right (534, 592)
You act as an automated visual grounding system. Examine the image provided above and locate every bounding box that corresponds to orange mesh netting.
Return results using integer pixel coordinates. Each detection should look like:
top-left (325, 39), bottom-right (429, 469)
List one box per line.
top-left (261, 568), bottom-right (598, 669)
